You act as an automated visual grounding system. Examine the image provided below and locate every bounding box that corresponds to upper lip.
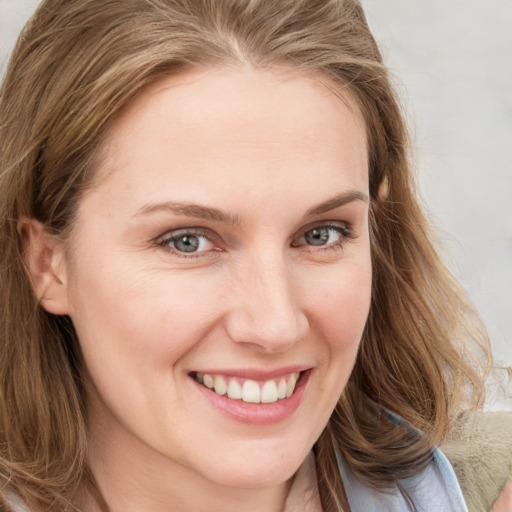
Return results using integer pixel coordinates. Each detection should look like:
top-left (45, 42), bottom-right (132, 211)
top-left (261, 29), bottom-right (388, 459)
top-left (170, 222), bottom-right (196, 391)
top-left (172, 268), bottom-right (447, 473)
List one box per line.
top-left (189, 365), bottom-right (312, 381)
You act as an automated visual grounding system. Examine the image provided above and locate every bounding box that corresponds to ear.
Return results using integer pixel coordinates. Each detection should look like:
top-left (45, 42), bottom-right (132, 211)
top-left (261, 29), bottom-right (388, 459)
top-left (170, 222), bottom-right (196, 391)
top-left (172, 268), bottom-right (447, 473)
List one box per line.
top-left (18, 217), bottom-right (71, 315)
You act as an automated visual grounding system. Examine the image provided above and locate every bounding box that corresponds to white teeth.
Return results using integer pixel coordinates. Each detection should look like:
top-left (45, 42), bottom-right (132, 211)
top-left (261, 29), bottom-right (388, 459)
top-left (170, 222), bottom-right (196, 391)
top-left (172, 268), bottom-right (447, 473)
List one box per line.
top-left (203, 374), bottom-right (214, 389)
top-left (277, 378), bottom-right (287, 399)
top-left (286, 373), bottom-right (298, 398)
top-left (261, 380), bottom-right (279, 403)
top-left (196, 372), bottom-right (302, 403)
top-left (242, 380), bottom-right (261, 403)
top-left (227, 379), bottom-right (242, 399)
top-left (214, 375), bottom-right (227, 396)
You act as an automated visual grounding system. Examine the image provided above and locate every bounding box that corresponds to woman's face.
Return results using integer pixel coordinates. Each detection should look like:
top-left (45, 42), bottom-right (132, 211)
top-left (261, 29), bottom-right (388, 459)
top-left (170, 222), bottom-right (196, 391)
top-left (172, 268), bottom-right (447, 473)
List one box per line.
top-left (59, 68), bottom-right (371, 489)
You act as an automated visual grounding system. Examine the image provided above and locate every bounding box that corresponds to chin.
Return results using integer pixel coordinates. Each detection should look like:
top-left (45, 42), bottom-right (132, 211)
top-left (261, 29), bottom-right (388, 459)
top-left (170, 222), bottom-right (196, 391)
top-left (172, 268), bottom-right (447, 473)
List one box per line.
top-left (211, 465), bottom-right (298, 490)
top-left (199, 444), bottom-right (308, 489)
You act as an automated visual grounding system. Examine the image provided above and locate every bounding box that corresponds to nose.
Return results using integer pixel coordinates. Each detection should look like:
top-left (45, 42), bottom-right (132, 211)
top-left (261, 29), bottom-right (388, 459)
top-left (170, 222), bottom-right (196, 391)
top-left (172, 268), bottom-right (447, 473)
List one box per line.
top-left (224, 252), bottom-right (309, 353)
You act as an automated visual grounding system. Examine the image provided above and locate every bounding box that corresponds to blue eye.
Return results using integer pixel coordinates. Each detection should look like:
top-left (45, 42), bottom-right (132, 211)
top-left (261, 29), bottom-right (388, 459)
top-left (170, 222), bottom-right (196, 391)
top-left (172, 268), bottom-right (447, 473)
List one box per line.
top-left (294, 224), bottom-right (351, 248)
top-left (305, 227), bottom-right (333, 246)
top-left (159, 230), bottom-right (215, 254)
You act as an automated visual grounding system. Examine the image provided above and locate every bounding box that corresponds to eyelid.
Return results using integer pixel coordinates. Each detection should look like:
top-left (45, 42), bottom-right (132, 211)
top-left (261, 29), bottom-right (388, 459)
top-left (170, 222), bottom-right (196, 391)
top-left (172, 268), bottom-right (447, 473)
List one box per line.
top-left (155, 226), bottom-right (222, 257)
top-left (291, 221), bottom-right (354, 249)
top-left (153, 220), bottom-right (354, 258)
top-left (296, 220), bottom-right (353, 237)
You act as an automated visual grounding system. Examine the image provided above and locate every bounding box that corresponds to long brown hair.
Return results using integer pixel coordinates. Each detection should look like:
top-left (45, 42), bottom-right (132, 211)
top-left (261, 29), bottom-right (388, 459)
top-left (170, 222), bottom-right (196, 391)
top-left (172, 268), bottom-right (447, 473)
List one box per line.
top-left (0, 1), bottom-right (490, 510)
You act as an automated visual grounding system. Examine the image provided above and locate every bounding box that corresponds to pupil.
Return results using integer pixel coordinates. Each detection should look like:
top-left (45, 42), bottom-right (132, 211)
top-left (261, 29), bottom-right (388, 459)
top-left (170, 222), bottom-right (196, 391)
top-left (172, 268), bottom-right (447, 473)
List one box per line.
top-left (305, 227), bottom-right (329, 246)
top-left (175, 235), bottom-right (199, 252)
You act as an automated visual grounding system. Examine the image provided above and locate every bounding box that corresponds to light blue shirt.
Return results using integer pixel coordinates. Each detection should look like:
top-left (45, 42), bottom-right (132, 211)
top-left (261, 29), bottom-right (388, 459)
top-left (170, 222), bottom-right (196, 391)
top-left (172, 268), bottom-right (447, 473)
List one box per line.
top-left (336, 445), bottom-right (468, 511)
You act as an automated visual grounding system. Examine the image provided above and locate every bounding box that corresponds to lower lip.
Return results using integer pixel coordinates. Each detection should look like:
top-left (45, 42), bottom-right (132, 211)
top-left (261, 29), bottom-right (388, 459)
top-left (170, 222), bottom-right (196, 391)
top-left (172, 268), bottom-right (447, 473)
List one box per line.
top-left (192, 370), bottom-right (311, 425)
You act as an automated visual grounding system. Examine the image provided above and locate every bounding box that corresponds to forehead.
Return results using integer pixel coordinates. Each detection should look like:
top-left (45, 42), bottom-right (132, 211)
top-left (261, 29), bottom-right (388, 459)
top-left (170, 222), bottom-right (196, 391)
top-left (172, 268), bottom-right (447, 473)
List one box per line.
top-left (113, 65), bottom-right (363, 127)
top-left (83, 66), bottom-right (368, 219)
top-left (102, 66), bottom-right (365, 156)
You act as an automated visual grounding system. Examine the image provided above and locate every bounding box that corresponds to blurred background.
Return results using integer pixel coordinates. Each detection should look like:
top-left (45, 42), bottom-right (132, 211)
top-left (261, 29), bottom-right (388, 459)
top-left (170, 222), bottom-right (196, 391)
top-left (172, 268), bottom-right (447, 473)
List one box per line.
top-left (361, 1), bottom-right (512, 410)
top-left (1, 0), bottom-right (511, 407)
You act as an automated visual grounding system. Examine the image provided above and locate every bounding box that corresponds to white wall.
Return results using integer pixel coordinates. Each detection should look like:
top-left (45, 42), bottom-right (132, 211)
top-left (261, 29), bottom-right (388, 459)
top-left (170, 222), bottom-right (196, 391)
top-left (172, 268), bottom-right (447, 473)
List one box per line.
top-left (0, 0), bottom-right (40, 64)
top-left (2, 1), bottom-right (511, 372)
top-left (362, 1), bottom-right (512, 371)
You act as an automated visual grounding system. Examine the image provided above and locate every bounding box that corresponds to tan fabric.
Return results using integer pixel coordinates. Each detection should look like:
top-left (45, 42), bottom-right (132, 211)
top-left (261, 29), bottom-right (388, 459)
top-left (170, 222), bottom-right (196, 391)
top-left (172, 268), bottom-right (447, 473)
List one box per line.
top-left (441, 412), bottom-right (512, 512)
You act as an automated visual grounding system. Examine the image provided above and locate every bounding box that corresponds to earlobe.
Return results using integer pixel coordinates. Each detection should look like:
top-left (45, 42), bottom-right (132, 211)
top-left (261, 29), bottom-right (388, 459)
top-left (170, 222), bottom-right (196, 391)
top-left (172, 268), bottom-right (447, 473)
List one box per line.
top-left (18, 217), bottom-right (71, 315)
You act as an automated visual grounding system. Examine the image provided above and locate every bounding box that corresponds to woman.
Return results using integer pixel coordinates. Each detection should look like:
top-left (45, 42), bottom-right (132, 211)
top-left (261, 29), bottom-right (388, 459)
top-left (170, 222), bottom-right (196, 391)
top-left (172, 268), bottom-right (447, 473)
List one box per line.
top-left (0, 0), bottom-right (498, 510)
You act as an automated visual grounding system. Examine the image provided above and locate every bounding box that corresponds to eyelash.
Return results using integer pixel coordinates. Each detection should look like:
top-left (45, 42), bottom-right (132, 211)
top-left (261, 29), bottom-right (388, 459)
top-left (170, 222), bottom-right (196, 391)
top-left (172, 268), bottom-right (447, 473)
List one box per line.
top-left (156, 227), bottom-right (218, 259)
top-left (292, 223), bottom-right (354, 252)
top-left (155, 222), bottom-right (354, 259)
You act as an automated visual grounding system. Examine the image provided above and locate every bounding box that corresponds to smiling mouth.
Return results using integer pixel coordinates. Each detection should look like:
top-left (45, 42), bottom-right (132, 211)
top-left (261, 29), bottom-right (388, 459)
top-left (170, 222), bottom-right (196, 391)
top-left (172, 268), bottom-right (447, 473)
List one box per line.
top-left (192, 372), bottom-right (301, 404)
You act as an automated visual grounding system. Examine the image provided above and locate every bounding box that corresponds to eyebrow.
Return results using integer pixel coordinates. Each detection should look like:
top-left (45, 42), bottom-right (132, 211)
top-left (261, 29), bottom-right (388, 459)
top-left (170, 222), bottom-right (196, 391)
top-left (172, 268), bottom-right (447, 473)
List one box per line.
top-left (304, 190), bottom-right (369, 217)
top-left (133, 201), bottom-right (241, 225)
top-left (134, 190), bottom-right (368, 225)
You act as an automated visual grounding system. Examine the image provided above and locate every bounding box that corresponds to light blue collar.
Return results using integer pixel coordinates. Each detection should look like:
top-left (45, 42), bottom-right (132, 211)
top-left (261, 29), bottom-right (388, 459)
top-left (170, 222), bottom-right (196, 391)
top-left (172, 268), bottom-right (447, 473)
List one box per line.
top-left (333, 436), bottom-right (468, 511)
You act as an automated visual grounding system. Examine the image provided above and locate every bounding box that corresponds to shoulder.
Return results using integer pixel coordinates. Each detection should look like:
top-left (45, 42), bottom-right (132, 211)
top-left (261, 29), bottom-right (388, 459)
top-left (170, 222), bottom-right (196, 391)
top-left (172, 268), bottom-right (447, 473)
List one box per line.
top-left (335, 445), bottom-right (468, 512)
top-left (333, 411), bottom-right (512, 512)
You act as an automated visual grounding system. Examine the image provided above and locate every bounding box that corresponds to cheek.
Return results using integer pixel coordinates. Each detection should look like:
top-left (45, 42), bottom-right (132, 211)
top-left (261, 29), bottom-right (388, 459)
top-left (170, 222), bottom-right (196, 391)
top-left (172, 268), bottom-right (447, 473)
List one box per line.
top-left (306, 259), bottom-right (372, 349)
top-left (298, 258), bottom-right (371, 433)
top-left (67, 256), bottom-right (223, 369)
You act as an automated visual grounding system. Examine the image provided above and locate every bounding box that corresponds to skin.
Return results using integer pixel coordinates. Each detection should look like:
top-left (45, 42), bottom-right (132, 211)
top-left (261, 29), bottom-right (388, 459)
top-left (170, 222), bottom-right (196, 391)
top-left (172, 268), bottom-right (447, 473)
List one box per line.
top-left (493, 482), bottom-right (512, 512)
top-left (27, 67), bottom-right (371, 512)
